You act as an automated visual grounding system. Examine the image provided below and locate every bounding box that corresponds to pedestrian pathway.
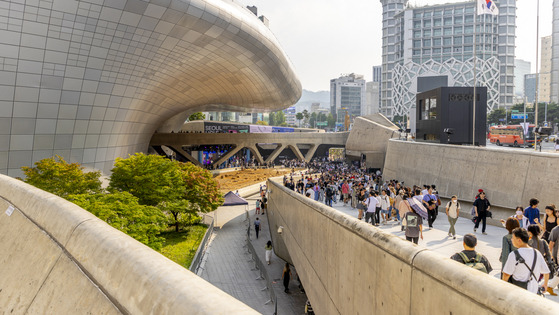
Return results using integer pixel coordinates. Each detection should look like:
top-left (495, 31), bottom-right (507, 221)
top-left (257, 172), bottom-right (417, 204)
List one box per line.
top-left (328, 199), bottom-right (559, 302)
top-left (199, 190), bottom-right (308, 314)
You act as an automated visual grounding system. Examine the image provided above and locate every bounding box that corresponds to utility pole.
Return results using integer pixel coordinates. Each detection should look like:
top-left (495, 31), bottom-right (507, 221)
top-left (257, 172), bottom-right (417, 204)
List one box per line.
top-left (534, 0), bottom-right (540, 151)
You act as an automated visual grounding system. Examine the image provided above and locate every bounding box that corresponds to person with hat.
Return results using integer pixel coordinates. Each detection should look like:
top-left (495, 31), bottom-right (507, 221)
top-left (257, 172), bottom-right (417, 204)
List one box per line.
top-left (451, 234), bottom-right (492, 273)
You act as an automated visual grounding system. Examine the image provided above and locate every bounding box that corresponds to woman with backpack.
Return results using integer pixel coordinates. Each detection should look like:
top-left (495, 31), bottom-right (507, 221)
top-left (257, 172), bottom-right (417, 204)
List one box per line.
top-left (500, 218), bottom-right (520, 275)
top-left (527, 225), bottom-right (556, 295)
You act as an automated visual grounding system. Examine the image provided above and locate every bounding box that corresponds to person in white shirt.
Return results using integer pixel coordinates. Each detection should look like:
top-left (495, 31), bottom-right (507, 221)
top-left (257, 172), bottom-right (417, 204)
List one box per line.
top-left (365, 191), bottom-right (379, 225)
top-left (306, 187), bottom-right (314, 199)
top-left (502, 227), bottom-right (550, 294)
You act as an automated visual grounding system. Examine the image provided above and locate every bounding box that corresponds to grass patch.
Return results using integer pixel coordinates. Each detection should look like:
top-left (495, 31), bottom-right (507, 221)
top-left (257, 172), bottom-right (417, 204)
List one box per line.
top-left (158, 225), bottom-right (208, 268)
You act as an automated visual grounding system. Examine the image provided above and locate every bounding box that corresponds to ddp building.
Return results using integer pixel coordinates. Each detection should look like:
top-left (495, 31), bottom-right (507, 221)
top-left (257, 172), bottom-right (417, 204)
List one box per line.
top-left (0, 0), bottom-right (301, 177)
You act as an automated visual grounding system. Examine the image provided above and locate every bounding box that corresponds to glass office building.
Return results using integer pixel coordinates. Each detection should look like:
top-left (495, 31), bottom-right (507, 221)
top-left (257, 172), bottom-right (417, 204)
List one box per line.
top-left (379, 0), bottom-right (516, 118)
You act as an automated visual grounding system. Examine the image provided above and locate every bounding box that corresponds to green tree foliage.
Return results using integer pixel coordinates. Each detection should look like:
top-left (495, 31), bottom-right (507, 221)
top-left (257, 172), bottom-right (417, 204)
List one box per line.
top-left (68, 192), bottom-right (167, 250)
top-left (178, 162), bottom-right (223, 213)
top-left (275, 110), bottom-right (286, 126)
top-left (268, 112), bottom-right (276, 126)
top-left (255, 120), bottom-right (268, 125)
top-left (109, 153), bottom-right (184, 206)
top-left (188, 112), bottom-right (206, 121)
top-left (487, 108), bottom-right (507, 126)
top-left (327, 113), bottom-right (336, 128)
top-left (309, 112), bottom-right (317, 128)
top-left (296, 112), bottom-right (304, 127)
top-left (21, 155), bottom-right (102, 198)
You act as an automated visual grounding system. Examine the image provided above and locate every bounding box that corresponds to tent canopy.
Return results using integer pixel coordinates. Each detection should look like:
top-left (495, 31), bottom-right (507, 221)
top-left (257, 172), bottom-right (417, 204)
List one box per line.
top-left (222, 191), bottom-right (249, 206)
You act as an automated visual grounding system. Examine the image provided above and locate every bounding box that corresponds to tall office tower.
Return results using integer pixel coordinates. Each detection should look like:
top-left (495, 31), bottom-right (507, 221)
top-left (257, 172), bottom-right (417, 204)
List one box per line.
top-left (540, 36), bottom-right (552, 103)
top-left (329, 73), bottom-right (366, 120)
top-left (525, 74), bottom-right (537, 103)
top-left (514, 59), bottom-right (531, 97)
top-left (379, 0), bottom-right (516, 118)
top-left (551, 0), bottom-right (559, 103)
top-left (364, 81), bottom-right (381, 115)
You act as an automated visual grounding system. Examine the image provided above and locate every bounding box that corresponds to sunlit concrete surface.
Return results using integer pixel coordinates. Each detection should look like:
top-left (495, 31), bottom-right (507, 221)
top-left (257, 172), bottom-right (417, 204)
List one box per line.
top-left (0, 0), bottom-right (301, 176)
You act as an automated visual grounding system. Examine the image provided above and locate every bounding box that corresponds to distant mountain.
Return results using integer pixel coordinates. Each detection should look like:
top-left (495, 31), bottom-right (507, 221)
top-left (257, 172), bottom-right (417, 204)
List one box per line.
top-left (294, 89), bottom-right (330, 112)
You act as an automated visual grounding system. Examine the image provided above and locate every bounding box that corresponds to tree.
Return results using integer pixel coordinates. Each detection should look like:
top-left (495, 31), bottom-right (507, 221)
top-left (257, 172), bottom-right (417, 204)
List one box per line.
top-left (255, 120), bottom-right (268, 125)
top-left (327, 113), bottom-right (336, 128)
top-left (21, 155), bottom-right (102, 198)
top-left (188, 112), bottom-right (205, 121)
top-left (310, 112), bottom-right (317, 128)
top-left (302, 109), bottom-right (310, 127)
top-left (269, 112), bottom-right (276, 126)
top-left (487, 108), bottom-right (506, 126)
top-left (178, 162), bottom-right (223, 214)
top-left (296, 112), bottom-right (304, 127)
top-left (109, 153), bottom-right (185, 207)
top-left (275, 110), bottom-right (286, 126)
top-left (68, 192), bottom-right (167, 249)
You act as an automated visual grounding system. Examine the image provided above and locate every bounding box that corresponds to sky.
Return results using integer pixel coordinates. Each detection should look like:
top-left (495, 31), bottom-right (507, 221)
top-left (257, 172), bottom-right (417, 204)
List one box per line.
top-left (239, 0), bottom-right (555, 92)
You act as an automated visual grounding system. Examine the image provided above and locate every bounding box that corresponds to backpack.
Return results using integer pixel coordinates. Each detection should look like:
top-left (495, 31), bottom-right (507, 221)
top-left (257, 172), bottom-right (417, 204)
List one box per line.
top-left (458, 252), bottom-right (488, 273)
top-left (326, 187), bottom-right (333, 197)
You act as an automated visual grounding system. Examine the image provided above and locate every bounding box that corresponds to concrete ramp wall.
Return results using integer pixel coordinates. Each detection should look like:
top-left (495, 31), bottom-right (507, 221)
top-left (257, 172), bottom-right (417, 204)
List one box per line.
top-left (383, 140), bottom-right (559, 209)
top-left (0, 174), bottom-right (257, 314)
top-left (266, 180), bottom-right (559, 315)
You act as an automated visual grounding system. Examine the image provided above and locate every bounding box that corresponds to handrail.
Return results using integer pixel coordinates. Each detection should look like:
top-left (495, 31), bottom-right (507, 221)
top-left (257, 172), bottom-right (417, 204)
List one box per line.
top-left (189, 218), bottom-right (214, 274)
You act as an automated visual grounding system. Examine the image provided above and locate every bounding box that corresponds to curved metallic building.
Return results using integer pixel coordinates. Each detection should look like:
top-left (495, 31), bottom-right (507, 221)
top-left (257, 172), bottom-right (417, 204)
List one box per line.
top-left (0, 0), bottom-right (301, 176)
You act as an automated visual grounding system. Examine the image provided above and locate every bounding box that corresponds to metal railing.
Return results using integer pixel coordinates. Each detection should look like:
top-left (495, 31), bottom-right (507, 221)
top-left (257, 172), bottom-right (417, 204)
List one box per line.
top-left (244, 213), bottom-right (278, 315)
top-left (189, 218), bottom-right (214, 274)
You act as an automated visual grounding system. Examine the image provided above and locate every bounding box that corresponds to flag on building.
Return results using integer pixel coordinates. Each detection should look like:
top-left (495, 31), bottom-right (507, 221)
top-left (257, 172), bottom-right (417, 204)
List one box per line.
top-left (477, 0), bottom-right (499, 15)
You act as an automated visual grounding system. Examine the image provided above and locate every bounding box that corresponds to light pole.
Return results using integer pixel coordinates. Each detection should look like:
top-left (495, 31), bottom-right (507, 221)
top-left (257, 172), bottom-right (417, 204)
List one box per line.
top-left (534, 0), bottom-right (540, 151)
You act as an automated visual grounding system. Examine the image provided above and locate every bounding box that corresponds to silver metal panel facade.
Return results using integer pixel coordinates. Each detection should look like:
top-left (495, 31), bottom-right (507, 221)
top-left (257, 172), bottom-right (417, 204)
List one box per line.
top-left (0, 0), bottom-right (301, 176)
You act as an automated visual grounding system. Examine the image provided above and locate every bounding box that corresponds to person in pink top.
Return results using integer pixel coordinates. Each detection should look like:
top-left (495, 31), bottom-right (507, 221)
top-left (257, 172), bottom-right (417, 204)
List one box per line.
top-left (341, 180), bottom-right (350, 206)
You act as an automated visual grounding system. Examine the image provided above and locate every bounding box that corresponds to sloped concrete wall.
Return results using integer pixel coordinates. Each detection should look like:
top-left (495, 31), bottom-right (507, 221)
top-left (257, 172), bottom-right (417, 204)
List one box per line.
top-left (0, 175), bottom-right (257, 314)
top-left (345, 115), bottom-right (399, 169)
top-left (266, 180), bottom-right (559, 315)
top-left (383, 140), bottom-right (559, 209)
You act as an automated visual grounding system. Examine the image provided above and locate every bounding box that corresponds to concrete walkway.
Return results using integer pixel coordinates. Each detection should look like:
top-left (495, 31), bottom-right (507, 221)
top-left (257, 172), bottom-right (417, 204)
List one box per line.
top-left (199, 189), bottom-right (308, 314)
top-left (327, 198), bottom-right (559, 302)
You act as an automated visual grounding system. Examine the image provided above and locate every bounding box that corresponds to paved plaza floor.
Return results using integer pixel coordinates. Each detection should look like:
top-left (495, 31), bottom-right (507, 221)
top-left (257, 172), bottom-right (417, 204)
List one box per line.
top-left (328, 197), bottom-right (559, 302)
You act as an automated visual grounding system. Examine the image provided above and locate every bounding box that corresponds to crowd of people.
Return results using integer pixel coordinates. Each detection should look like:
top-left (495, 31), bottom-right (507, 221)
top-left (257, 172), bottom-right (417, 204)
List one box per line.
top-left (278, 159), bottom-right (559, 297)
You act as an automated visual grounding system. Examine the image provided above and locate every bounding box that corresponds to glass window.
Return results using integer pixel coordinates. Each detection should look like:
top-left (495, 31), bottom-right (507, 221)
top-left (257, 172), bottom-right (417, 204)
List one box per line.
top-left (454, 37), bottom-right (463, 45)
top-left (434, 10), bottom-right (442, 16)
top-left (423, 30), bottom-right (431, 37)
top-left (444, 17), bottom-right (453, 25)
top-left (433, 28), bottom-right (442, 36)
top-left (423, 39), bottom-right (431, 47)
top-left (433, 18), bottom-right (441, 26)
top-left (433, 48), bottom-right (441, 54)
top-left (413, 40), bottom-right (421, 48)
top-left (464, 35), bottom-right (473, 44)
top-left (443, 47), bottom-right (452, 53)
top-left (443, 37), bottom-right (452, 45)
top-left (464, 45), bottom-right (473, 52)
top-left (414, 12), bottom-right (422, 19)
top-left (413, 49), bottom-right (421, 56)
top-left (464, 25), bottom-right (473, 34)
top-left (455, 17), bottom-right (463, 24)
top-left (455, 8), bottom-right (463, 14)
top-left (414, 30), bottom-right (421, 38)
top-left (424, 11), bottom-right (432, 18)
top-left (423, 48), bottom-right (431, 54)
top-left (454, 26), bottom-right (463, 35)
top-left (424, 19), bottom-right (432, 27)
top-left (414, 21), bottom-right (421, 28)
top-left (465, 15), bottom-right (474, 23)
top-left (444, 28), bottom-right (452, 35)
top-left (433, 38), bottom-right (441, 46)
top-left (420, 98), bottom-right (438, 120)
top-left (465, 7), bottom-right (474, 14)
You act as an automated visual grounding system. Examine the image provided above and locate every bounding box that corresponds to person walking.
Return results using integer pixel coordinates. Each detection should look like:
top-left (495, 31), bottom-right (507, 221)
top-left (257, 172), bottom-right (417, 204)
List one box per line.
top-left (255, 199), bottom-right (261, 215)
top-left (445, 195), bottom-right (460, 239)
top-left (357, 189), bottom-right (367, 220)
top-left (282, 263), bottom-right (292, 293)
top-left (380, 190), bottom-right (390, 224)
top-left (473, 192), bottom-right (491, 235)
top-left (527, 225), bottom-right (556, 295)
top-left (450, 234), bottom-right (492, 273)
top-left (254, 217), bottom-right (261, 239)
top-left (524, 198), bottom-right (540, 226)
top-left (500, 218), bottom-right (520, 275)
top-left (404, 203), bottom-right (423, 244)
top-left (422, 186), bottom-right (437, 229)
top-left (265, 241), bottom-right (273, 265)
top-left (537, 205), bottom-right (558, 242)
top-left (502, 228), bottom-right (550, 294)
top-left (341, 180), bottom-right (350, 205)
top-left (365, 190), bottom-right (379, 225)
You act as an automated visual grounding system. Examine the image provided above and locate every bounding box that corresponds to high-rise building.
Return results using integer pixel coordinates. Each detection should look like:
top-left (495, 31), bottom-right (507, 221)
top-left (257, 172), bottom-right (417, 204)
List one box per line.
top-left (373, 66), bottom-right (382, 83)
top-left (363, 81), bottom-right (381, 116)
top-left (540, 36), bottom-right (552, 103)
top-left (514, 59), bottom-right (531, 97)
top-left (284, 106), bottom-right (297, 126)
top-left (310, 102), bottom-right (321, 113)
top-left (525, 74), bottom-right (537, 103)
top-left (379, 0), bottom-right (516, 118)
top-left (330, 73), bottom-right (366, 120)
top-left (551, 0), bottom-right (559, 103)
